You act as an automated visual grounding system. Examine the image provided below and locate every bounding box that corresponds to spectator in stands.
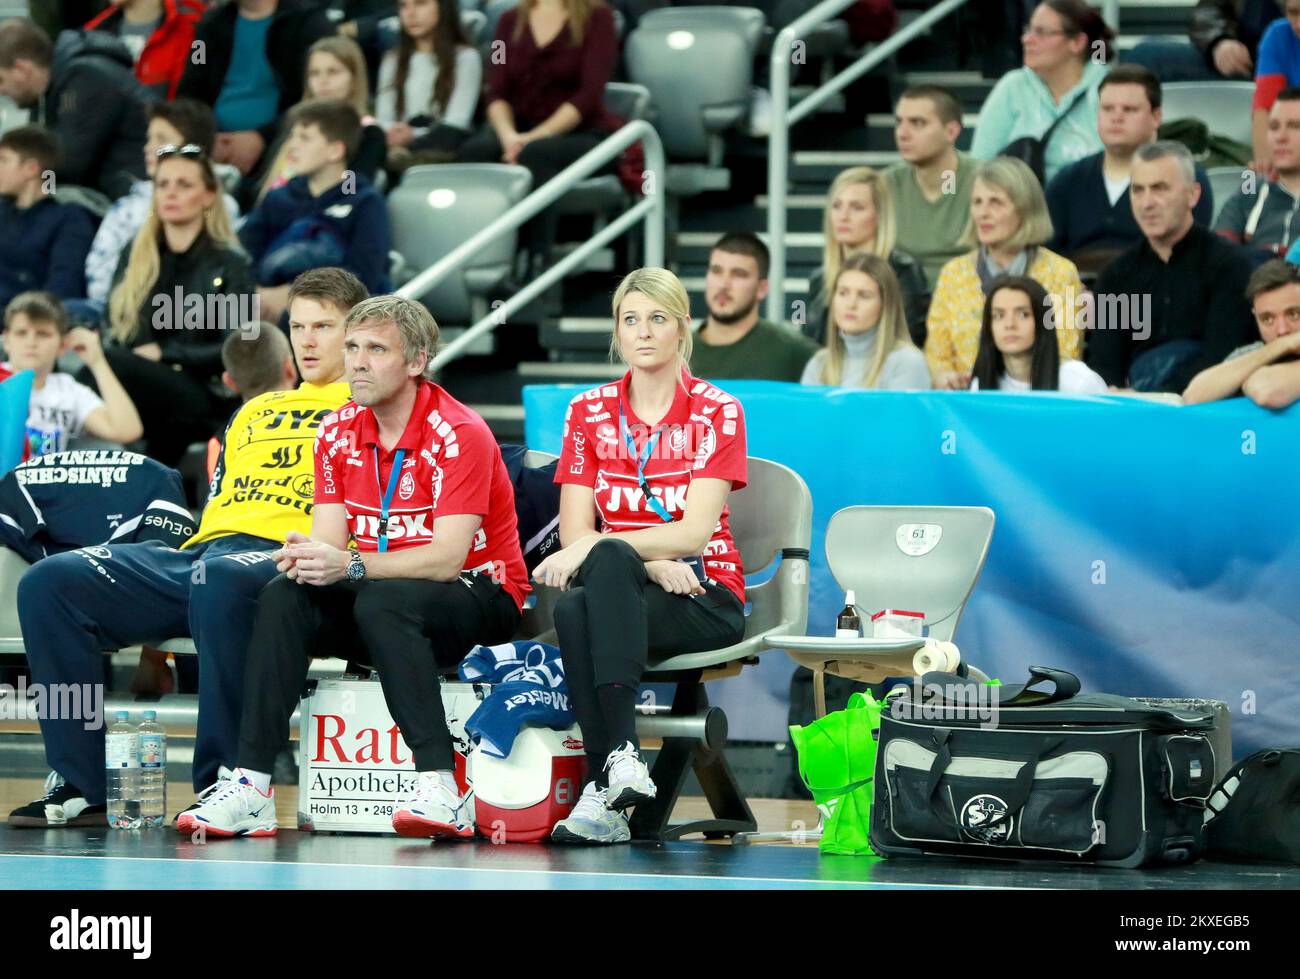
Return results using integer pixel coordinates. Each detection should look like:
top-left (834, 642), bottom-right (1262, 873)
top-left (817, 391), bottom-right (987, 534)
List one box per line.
top-left (0, 18), bottom-right (148, 200)
top-left (7, 268), bottom-right (363, 831)
top-left (807, 167), bottom-right (929, 345)
top-left (970, 0), bottom-right (1113, 185)
top-left (1218, 87), bottom-right (1300, 253)
top-left (245, 38), bottom-right (387, 209)
top-left (221, 320), bottom-right (296, 403)
top-left (1251, 0), bottom-right (1300, 172)
top-left (102, 143), bottom-right (255, 466)
top-left (537, 267), bottom-right (747, 845)
top-left (239, 100), bottom-right (392, 323)
top-left (0, 127), bottom-right (96, 311)
top-left (458, 0), bottom-right (620, 265)
top-left (802, 254), bottom-right (930, 390)
top-left (180, 295), bottom-right (529, 840)
top-left (1126, 0), bottom-right (1281, 83)
top-left (1089, 142), bottom-right (1256, 392)
top-left (2, 291), bottom-right (142, 456)
top-left (84, 99), bottom-right (241, 320)
top-left (84, 0), bottom-right (205, 100)
top-left (926, 156), bottom-right (1085, 390)
top-left (886, 85), bottom-right (978, 287)
top-left (689, 233), bottom-right (818, 382)
top-left (969, 276), bottom-right (1107, 393)
top-left (177, 0), bottom-right (336, 178)
top-left (377, 0), bottom-right (482, 173)
top-left (1048, 65), bottom-right (1214, 275)
top-left (1184, 258), bottom-right (1300, 405)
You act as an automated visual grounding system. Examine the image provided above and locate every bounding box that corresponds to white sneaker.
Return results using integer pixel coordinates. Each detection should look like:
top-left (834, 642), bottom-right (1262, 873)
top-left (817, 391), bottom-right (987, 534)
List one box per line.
top-left (604, 741), bottom-right (656, 811)
top-left (392, 773), bottom-right (474, 839)
top-left (175, 769), bottom-right (277, 838)
top-left (551, 782), bottom-right (630, 844)
top-left (173, 765), bottom-right (234, 829)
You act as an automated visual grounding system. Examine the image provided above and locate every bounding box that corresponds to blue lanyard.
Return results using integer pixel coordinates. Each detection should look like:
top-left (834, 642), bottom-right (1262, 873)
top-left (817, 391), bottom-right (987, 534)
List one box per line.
top-left (373, 447), bottom-right (406, 553)
top-left (619, 405), bottom-right (673, 523)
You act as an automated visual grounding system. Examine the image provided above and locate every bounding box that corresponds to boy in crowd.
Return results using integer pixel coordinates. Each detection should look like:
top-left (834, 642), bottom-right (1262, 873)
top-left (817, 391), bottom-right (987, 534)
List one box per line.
top-left (1, 292), bottom-right (141, 456)
top-left (1183, 258), bottom-right (1300, 407)
top-left (238, 99), bottom-right (392, 323)
top-left (7, 268), bottom-right (365, 829)
top-left (0, 127), bottom-right (96, 311)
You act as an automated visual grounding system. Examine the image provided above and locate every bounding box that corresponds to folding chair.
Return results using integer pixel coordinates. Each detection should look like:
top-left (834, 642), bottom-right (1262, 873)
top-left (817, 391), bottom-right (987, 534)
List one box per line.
top-left (771, 505), bottom-right (995, 715)
top-left (733, 505), bottom-right (994, 845)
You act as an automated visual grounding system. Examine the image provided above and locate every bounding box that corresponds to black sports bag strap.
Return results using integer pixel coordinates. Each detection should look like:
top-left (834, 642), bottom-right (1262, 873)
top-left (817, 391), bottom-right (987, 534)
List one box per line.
top-left (995, 666), bottom-right (1081, 707)
top-left (916, 666), bottom-right (1080, 707)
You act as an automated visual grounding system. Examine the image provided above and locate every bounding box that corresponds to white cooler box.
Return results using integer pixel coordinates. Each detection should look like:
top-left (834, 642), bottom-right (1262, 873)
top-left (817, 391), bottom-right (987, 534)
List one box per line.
top-left (297, 677), bottom-right (487, 834)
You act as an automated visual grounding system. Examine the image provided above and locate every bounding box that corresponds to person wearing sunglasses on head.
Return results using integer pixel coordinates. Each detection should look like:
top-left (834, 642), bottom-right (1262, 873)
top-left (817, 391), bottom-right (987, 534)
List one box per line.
top-left (93, 142), bottom-right (256, 468)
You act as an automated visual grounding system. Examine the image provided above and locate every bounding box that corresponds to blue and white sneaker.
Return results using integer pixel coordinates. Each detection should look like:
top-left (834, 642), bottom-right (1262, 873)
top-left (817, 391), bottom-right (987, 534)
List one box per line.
top-left (176, 769), bottom-right (277, 838)
top-left (604, 741), bottom-right (656, 811)
top-left (551, 782), bottom-right (631, 845)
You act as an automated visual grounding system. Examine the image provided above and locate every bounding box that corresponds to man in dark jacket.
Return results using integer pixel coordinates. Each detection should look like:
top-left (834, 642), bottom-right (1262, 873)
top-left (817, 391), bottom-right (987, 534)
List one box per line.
top-left (0, 19), bottom-right (148, 200)
top-left (177, 0), bottom-right (335, 178)
top-left (1127, 0), bottom-right (1282, 82)
top-left (0, 126), bottom-right (96, 308)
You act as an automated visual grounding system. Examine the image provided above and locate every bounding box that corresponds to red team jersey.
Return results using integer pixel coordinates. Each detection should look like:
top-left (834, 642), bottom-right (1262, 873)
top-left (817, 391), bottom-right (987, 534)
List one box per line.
top-left (556, 369), bottom-right (748, 605)
top-left (314, 379), bottom-right (530, 610)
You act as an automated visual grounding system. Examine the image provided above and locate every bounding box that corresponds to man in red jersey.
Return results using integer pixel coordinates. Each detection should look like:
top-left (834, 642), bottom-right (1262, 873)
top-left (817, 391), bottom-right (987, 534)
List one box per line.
top-left (178, 295), bottom-right (529, 840)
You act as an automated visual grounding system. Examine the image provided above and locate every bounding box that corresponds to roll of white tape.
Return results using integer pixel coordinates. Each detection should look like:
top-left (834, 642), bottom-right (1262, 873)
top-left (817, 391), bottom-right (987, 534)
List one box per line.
top-left (913, 640), bottom-right (960, 675)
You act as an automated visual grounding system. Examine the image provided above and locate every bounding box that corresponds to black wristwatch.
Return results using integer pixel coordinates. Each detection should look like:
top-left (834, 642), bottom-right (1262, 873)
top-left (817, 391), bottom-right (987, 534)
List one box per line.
top-left (345, 547), bottom-right (366, 582)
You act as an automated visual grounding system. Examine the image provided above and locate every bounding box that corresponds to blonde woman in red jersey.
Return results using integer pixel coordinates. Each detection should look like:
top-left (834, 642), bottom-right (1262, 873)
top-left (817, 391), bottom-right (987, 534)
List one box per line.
top-left (536, 267), bottom-right (749, 844)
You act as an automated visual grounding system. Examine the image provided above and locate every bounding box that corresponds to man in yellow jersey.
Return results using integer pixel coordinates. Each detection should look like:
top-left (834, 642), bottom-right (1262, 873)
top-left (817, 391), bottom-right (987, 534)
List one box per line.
top-left (8, 268), bottom-right (364, 830)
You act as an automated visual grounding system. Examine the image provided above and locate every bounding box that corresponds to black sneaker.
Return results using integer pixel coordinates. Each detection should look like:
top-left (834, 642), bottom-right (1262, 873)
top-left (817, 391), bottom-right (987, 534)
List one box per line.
top-left (8, 772), bottom-right (106, 828)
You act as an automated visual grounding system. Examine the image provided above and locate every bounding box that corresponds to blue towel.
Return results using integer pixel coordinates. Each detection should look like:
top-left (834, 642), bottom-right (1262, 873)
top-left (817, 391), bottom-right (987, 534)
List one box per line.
top-left (458, 641), bottom-right (574, 758)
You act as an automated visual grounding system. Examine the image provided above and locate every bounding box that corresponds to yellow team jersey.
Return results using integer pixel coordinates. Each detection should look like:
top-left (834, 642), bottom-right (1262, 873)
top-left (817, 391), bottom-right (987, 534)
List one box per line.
top-left (184, 381), bottom-right (351, 549)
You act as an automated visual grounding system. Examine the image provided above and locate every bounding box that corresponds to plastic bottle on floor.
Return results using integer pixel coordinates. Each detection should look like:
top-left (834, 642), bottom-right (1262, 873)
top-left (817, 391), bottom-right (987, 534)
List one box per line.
top-left (106, 710), bottom-right (141, 829)
top-left (138, 710), bottom-right (167, 828)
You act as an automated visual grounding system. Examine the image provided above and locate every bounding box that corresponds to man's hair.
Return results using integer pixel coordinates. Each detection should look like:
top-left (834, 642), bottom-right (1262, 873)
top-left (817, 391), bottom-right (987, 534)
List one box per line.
top-left (344, 295), bottom-right (440, 369)
top-left (287, 267), bottom-right (369, 315)
top-left (1099, 64), bottom-right (1161, 111)
top-left (146, 98), bottom-right (218, 156)
top-left (0, 125), bottom-right (60, 173)
top-left (897, 85), bottom-right (962, 126)
top-left (221, 325), bottom-right (292, 400)
top-left (1246, 258), bottom-right (1300, 304)
top-left (0, 19), bottom-right (53, 70)
top-left (1275, 87), bottom-right (1300, 106)
top-left (287, 98), bottom-right (363, 161)
top-left (1132, 140), bottom-right (1197, 188)
top-left (711, 231), bottom-right (770, 280)
top-left (4, 291), bottom-right (68, 335)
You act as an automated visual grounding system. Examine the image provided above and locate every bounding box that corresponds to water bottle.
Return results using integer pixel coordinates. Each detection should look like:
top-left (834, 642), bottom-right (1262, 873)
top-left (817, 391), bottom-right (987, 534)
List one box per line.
top-left (138, 710), bottom-right (167, 828)
top-left (105, 710), bottom-right (141, 829)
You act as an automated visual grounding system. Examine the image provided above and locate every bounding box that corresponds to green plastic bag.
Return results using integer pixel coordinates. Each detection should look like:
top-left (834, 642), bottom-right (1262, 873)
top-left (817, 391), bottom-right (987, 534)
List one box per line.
top-left (789, 691), bottom-right (883, 856)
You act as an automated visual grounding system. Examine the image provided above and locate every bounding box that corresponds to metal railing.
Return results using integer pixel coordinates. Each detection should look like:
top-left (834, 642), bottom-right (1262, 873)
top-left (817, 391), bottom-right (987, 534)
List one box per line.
top-left (766, 0), bottom-right (972, 320)
top-left (394, 120), bottom-right (666, 370)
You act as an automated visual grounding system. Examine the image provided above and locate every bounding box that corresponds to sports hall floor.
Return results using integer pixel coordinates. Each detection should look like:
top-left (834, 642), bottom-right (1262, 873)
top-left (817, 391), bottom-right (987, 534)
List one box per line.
top-left (0, 778), bottom-right (1296, 890)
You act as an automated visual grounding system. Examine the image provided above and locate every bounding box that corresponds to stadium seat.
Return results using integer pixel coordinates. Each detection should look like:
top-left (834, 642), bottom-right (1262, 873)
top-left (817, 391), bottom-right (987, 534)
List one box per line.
top-left (387, 163), bottom-right (533, 328)
top-left (1160, 81), bottom-right (1254, 148)
top-left (1206, 165), bottom-right (1247, 225)
top-left (460, 9), bottom-right (487, 46)
top-left (769, 505), bottom-right (995, 716)
top-left (624, 6), bottom-right (766, 196)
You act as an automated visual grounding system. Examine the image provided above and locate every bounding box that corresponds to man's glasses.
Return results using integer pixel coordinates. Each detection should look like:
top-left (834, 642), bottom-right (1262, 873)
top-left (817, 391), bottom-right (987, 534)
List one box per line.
top-left (155, 143), bottom-right (205, 160)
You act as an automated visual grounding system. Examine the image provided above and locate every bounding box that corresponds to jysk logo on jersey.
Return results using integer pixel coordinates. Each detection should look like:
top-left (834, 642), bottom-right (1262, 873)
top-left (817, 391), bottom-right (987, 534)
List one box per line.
top-left (351, 512), bottom-right (431, 542)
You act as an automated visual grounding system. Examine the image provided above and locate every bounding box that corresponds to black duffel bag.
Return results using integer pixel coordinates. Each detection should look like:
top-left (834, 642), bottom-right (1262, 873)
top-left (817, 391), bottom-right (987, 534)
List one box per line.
top-left (871, 667), bottom-right (1219, 868)
top-left (1205, 748), bottom-right (1300, 864)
